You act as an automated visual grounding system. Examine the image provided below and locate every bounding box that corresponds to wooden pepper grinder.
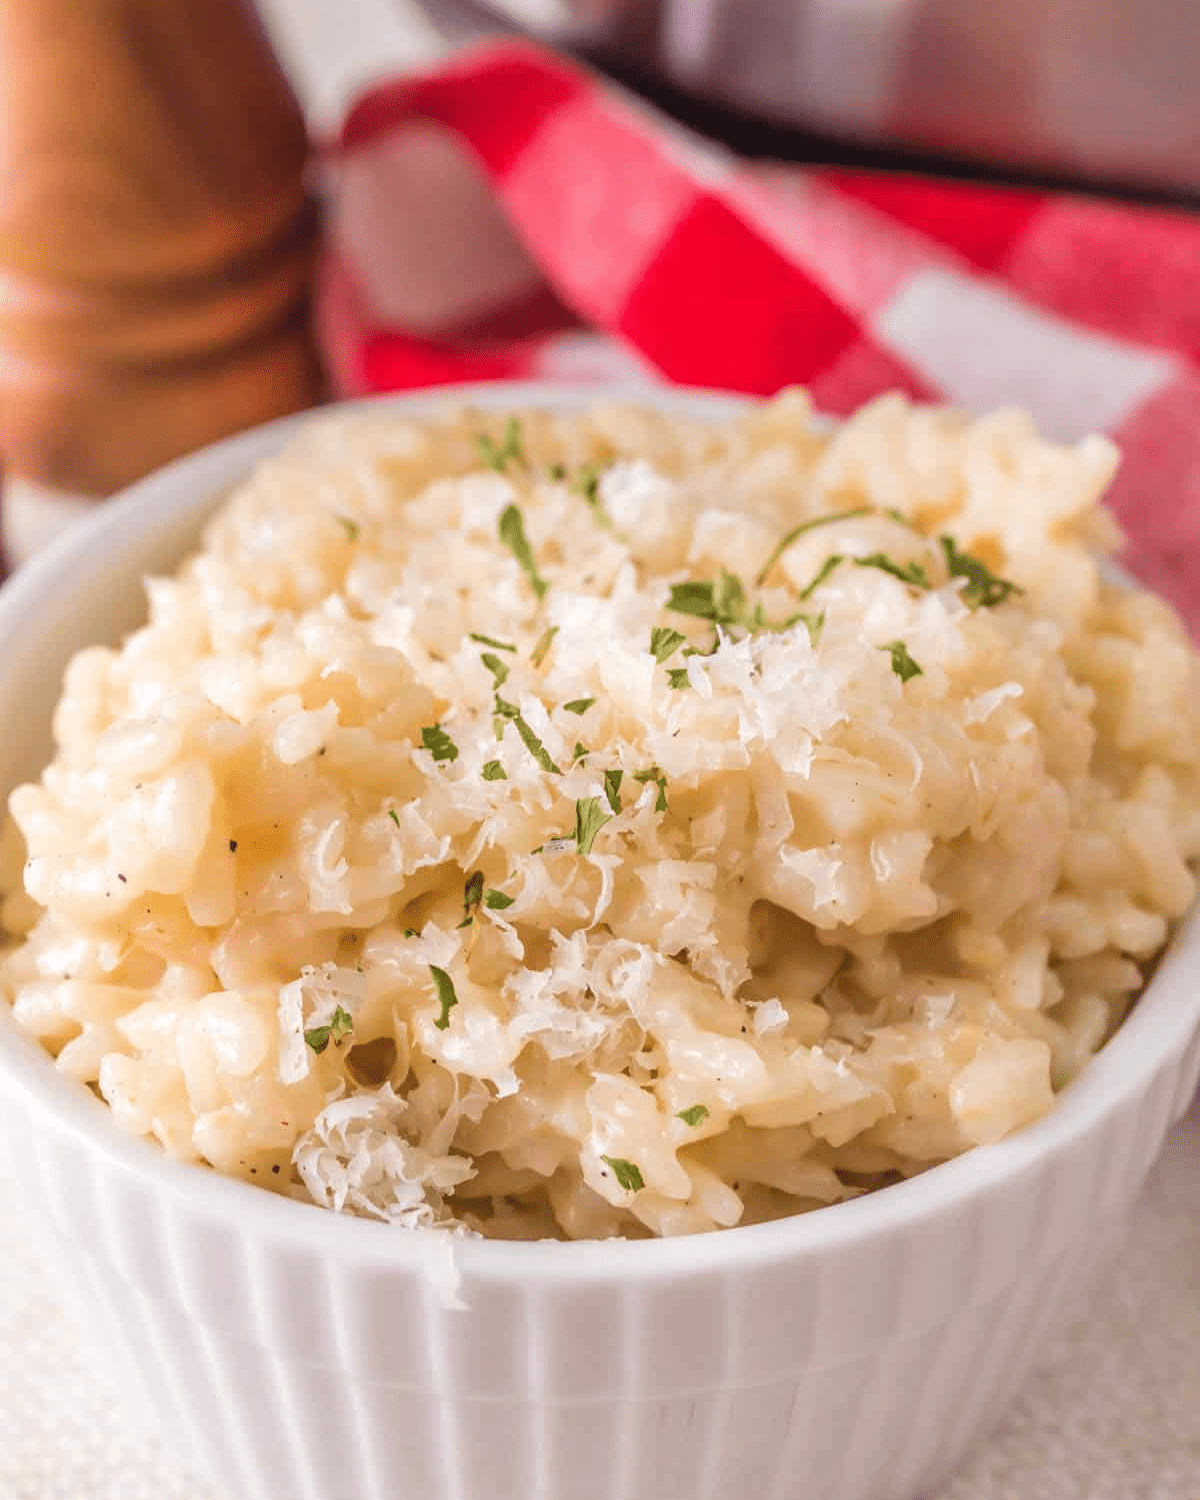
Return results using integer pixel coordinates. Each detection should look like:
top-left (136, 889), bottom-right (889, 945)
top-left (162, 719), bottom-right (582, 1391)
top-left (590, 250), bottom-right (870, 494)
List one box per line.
top-left (0, 0), bottom-right (324, 561)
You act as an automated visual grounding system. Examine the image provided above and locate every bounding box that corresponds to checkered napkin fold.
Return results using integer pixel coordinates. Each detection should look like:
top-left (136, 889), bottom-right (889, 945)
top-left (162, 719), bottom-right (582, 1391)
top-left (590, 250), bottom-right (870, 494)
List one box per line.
top-left (317, 39), bottom-right (1200, 633)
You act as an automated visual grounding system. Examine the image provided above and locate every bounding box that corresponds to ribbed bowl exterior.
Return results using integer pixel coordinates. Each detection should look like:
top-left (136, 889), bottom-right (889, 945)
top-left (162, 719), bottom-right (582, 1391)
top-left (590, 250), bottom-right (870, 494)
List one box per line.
top-left (0, 384), bottom-right (1198, 1500)
top-left (4, 1004), bottom-right (1198, 1500)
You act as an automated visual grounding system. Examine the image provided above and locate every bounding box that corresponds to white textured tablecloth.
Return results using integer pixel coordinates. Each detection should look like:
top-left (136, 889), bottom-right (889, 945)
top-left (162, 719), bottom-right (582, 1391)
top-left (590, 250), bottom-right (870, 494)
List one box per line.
top-left (2, 1105), bottom-right (1198, 1500)
top-left (2, 3), bottom-right (1198, 1496)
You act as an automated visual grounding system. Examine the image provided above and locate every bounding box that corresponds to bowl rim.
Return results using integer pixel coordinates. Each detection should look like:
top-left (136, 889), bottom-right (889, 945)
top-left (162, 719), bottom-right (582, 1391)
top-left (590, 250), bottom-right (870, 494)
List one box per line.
top-left (0, 378), bottom-right (1196, 1285)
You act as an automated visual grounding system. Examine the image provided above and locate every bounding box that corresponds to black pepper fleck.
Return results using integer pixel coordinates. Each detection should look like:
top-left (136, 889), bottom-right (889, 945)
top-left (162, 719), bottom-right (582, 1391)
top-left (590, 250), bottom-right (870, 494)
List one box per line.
top-left (271, 1164), bottom-right (281, 1175)
top-left (117, 873), bottom-right (127, 883)
top-left (229, 839), bottom-right (238, 853)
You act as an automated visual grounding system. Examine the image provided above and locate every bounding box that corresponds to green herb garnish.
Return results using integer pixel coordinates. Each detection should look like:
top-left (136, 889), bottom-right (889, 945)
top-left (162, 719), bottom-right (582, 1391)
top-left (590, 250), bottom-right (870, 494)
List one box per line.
top-left (498, 504), bottom-right (548, 601)
top-left (420, 724), bottom-right (459, 763)
top-left (530, 625), bottom-right (558, 667)
top-left (633, 768), bottom-right (669, 812)
top-left (881, 640), bottom-right (923, 682)
top-left (572, 462), bottom-right (603, 503)
top-left (481, 759), bottom-right (508, 782)
top-left (666, 668), bottom-right (691, 690)
top-left (494, 696), bottom-right (561, 774)
top-left (603, 769), bottom-right (623, 814)
top-left (563, 697), bottom-right (595, 715)
top-left (304, 1005), bottom-right (354, 1055)
top-left (547, 462), bottom-right (567, 482)
top-left (574, 797), bottom-right (611, 856)
top-left (484, 889), bottom-right (515, 910)
top-left (572, 742), bottom-right (589, 762)
top-left (784, 610), bottom-right (824, 647)
top-left (666, 572), bottom-right (748, 629)
top-left (469, 632), bottom-right (517, 653)
top-left (797, 553), bottom-right (844, 601)
top-left (755, 507), bottom-right (869, 586)
top-left (570, 462), bottom-right (614, 529)
top-left (940, 535), bottom-right (1023, 610)
top-left (480, 651), bottom-right (510, 689)
top-left (476, 417), bottom-right (525, 473)
top-left (677, 1104), bottom-right (709, 1127)
top-left (602, 1156), bottom-right (644, 1192)
top-left (387, 808), bottom-right (401, 826)
top-left (336, 516), bottom-right (360, 542)
top-left (650, 626), bottom-right (687, 664)
top-left (458, 870), bottom-right (484, 927)
top-left (429, 966), bottom-right (459, 1030)
top-left (855, 553), bottom-right (930, 589)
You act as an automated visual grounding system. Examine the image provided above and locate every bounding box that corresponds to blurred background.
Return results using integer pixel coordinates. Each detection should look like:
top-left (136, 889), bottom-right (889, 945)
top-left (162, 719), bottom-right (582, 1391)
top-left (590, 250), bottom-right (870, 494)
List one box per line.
top-left (258, 0), bottom-right (1200, 193)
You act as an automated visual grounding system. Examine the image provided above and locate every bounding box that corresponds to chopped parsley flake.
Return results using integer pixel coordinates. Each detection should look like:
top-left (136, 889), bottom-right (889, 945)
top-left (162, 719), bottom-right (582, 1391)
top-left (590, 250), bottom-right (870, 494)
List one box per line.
top-left (650, 626), bottom-right (687, 664)
top-left (481, 759), bottom-right (508, 781)
top-left (940, 535), bottom-right (1023, 610)
top-left (574, 797), bottom-right (611, 856)
top-left (494, 696), bottom-right (561, 774)
top-left (677, 1104), bottom-right (709, 1127)
top-left (666, 572), bottom-right (748, 629)
top-left (387, 808), bottom-right (401, 826)
top-left (403, 928), bottom-right (417, 938)
top-left (530, 625), bottom-right (558, 668)
top-left (854, 553), bottom-right (930, 589)
top-left (572, 742), bottom-right (589, 762)
top-left (429, 965), bottom-right (459, 1030)
top-left (420, 724), bottom-right (459, 763)
top-left (885, 507), bottom-right (916, 528)
top-left (755, 507), bottom-right (870, 585)
top-left (572, 462), bottom-right (602, 503)
top-left (563, 697), bottom-right (595, 715)
top-left (784, 610), bottom-right (824, 647)
top-left (570, 461), bottom-right (614, 528)
top-left (480, 651), bottom-right (510, 689)
top-left (547, 462), bottom-right (567, 481)
top-left (484, 888), bottom-right (515, 910)
top-left (601, 1155), bottom-right (644, 1192)
top-left (666, 668), bottom-right (691, 690)
top-left (336, 516), bottom-right (360, 542)
top-left (304, 1005), bottom-right (354, 1055)
top-left (469, 632), bottom-right (517, 653)
top-left (633, 768), bottom-right (669, 812)
top-left (603, 768), bottom-right (623, 814)
top-left (475, 417), bottom-right (524, 472)
top-left (797, 553), bottom-right (844, 601)
top-left (498, 504), bottom-right (548, 601)
top-left (459, 870), bottom-right (484, 927)
top-left (881, 639), bottom-right (924, 682)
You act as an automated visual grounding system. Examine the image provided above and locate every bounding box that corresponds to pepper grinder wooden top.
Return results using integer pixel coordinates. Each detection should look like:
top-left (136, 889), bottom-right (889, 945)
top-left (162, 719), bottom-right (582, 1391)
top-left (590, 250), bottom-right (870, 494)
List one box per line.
top-left (0, 0), bottom-right (324, 517)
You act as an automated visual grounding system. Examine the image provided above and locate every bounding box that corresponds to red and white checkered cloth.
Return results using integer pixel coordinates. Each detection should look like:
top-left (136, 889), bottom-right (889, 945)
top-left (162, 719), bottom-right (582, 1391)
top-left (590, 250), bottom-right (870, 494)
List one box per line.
top-left (318, 39), bottom-right (1200, 632)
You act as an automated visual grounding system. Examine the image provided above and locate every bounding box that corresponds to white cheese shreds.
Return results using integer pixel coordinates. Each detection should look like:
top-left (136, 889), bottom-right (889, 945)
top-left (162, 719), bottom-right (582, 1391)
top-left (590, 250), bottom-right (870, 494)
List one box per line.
top-left (2, 392), bottom-right (1199, 1242)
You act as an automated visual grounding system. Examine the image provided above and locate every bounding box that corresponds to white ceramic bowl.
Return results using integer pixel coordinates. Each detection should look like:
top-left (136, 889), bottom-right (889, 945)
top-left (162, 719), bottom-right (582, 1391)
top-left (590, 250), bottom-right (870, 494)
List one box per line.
top-left (0, 383), bottom-right (1197, 1500)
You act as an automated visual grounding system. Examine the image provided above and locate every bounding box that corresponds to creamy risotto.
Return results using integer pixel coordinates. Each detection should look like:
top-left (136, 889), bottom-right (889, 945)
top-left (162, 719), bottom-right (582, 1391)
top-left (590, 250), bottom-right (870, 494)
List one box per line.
top-left (2, 392), bottom-right (1199, 1240)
